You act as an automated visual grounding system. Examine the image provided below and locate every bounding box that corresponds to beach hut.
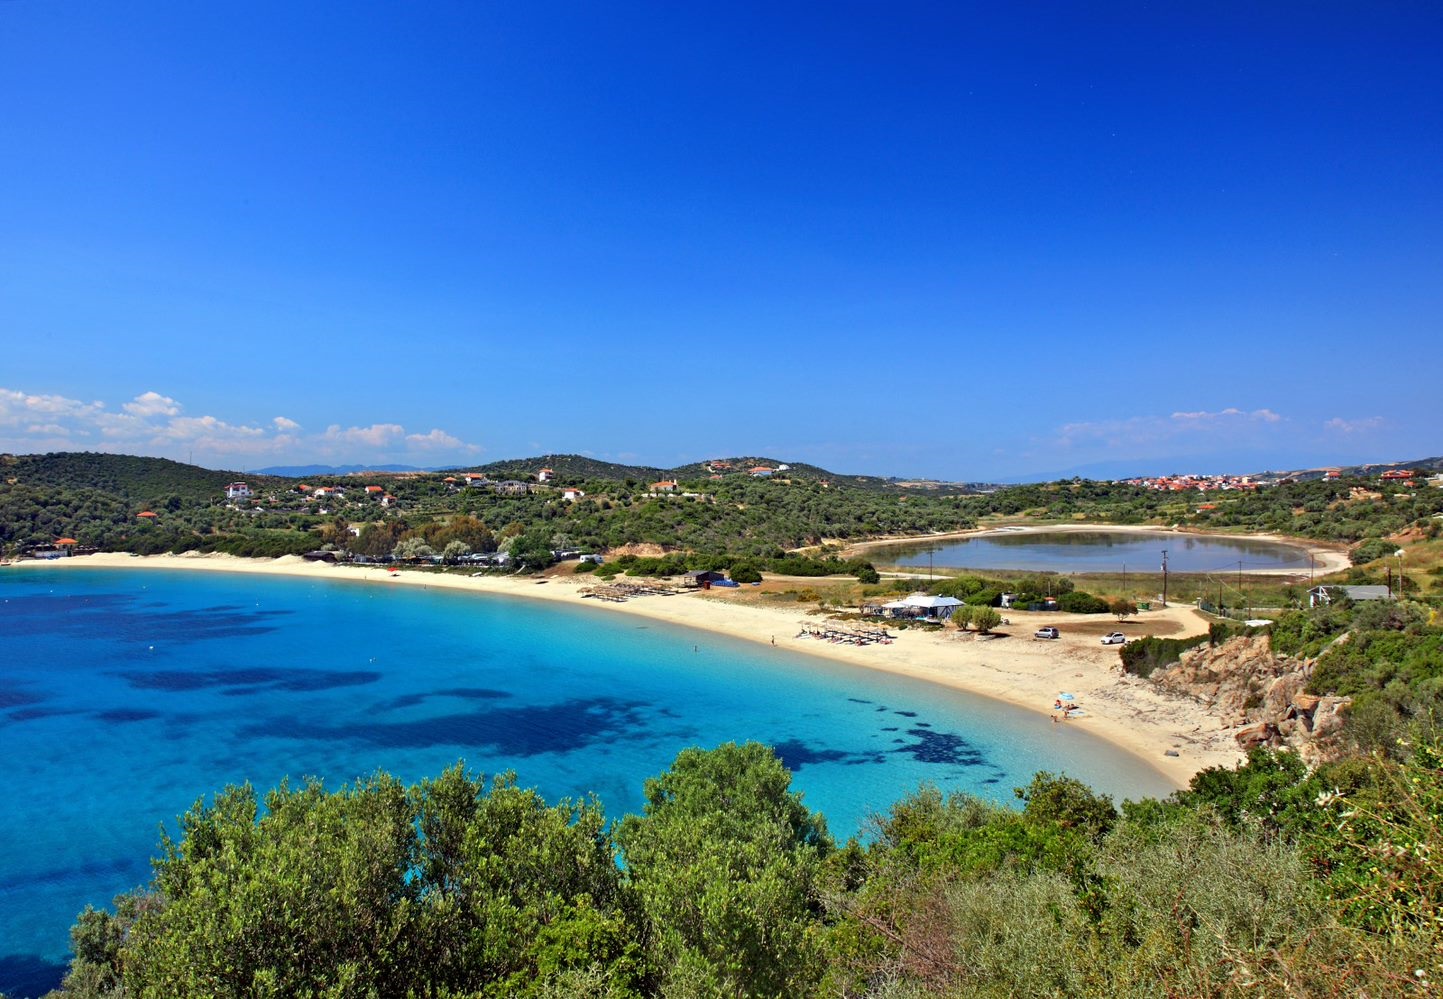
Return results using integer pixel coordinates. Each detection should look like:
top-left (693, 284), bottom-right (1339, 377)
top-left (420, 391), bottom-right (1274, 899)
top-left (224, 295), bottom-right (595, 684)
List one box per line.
top-left (894, 597), bottom-right (963, 620)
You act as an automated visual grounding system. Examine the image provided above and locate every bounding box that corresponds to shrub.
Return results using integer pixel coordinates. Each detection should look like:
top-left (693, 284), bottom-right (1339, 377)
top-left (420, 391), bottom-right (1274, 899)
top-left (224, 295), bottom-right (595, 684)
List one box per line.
top-left (1119, 635), bottom-right (1208, 678)
top-left (1351, 538), bottom-right (1399, 565)
top-left (1057, 590), bottom-right (1109, 614)
top-left (730, 562), bottom-right (763, 584)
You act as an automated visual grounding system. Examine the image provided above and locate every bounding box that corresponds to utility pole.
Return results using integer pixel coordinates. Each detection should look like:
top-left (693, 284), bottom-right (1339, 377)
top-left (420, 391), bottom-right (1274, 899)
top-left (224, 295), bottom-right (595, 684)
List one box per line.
top-left (1122, 563), bottom-right (1127, 597)
top-left (1161, 550), bottom-right (1169, 607)
top-left (1309, 553), bottom-right (1315, 588)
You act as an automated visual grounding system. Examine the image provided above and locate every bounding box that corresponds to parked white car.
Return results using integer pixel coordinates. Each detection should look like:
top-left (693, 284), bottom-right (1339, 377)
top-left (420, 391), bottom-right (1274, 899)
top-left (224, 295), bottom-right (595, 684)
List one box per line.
top-left (1101, 632), bottom-right (1127, 645)
top-left (1034, 627), bottom-right (1060, 640)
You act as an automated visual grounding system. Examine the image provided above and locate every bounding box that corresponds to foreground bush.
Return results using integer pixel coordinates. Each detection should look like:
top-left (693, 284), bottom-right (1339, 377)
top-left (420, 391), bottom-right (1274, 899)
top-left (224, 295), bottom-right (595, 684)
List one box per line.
top-left (50, 741), bottom-right (1443, 998)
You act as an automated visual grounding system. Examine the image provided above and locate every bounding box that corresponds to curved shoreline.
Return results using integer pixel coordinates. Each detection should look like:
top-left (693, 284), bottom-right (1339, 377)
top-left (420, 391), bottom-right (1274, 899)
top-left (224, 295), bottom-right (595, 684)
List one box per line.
top-left (10, 552), bottom-right (1246, 789)
top-left (840, 522), bottom-right (1352, 576)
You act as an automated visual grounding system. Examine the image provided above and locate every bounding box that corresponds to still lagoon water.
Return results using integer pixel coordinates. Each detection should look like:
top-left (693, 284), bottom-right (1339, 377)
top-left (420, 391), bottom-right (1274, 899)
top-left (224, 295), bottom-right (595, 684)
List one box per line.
top-left (879, 529), bottom-right (1312, 574)
top-left (0, 567), bottom-right (1173, 993)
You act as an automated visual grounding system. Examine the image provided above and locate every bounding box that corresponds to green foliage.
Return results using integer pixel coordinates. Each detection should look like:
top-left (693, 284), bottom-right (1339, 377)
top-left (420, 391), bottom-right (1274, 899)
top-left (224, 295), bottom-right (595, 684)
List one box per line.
top-left (1109, 597), bottom-right (1137, 621)
top-left (1118, 634), bottom-right (1208, 678)
top-left (52, 738), bottom-right (1443, 999)
top-left (1269, 605), bottom-right (1351, 657)
top-left (972, 606), bottom-right (1002, 633)
top-left (1056, 590), bottom-right (1108, 614)
top-left (1015, 772), bottom-right (1117, 840)
top-left (615, 743), bottom-right (831, 999)
top-left (1351, 537), bottom-right (1401, 565)
top-left (729, 561), bottom-right (763, 584)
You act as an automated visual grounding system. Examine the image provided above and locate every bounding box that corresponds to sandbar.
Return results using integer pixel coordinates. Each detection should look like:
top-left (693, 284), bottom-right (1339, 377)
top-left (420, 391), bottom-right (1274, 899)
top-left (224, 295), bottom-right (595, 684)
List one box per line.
top-left (9, 552), bottom-right (1248, 789)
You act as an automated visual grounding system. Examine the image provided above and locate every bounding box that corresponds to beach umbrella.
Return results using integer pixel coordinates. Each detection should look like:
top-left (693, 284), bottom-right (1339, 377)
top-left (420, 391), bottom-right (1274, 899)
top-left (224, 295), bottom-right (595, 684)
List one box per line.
top-left (1057, 692), bottom-right (1075, 701)
top-left (55, 538), bottom-right (78, 545)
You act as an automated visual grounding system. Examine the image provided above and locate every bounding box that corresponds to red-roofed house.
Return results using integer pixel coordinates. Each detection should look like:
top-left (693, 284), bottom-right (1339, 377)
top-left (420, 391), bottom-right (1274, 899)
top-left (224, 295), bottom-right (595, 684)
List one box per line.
top-left (225, 482), bottom-right (252, 500)
top-left (651, 480), bottom-right (678, 493)
top-left (537, 468), bottom-right (555, 483)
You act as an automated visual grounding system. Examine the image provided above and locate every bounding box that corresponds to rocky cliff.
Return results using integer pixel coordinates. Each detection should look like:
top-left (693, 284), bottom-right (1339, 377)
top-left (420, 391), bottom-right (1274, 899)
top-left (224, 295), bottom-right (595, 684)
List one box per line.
top-left (1150, 635), bottom-right (1350, 764)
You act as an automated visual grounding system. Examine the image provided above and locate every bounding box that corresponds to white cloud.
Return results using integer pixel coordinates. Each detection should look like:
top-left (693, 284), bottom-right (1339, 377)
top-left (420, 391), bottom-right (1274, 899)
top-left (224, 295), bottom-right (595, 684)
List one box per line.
top-left (323, 423), bottom-right (407, 448)
top-left (1323, 416), bottom-right (1384, 434)
top-left (405, 428), bottom-right (478, 452)
top-left (1169, 407), bottom-right (1282, 425)
top-left (123, 391), bottom-right (181, 418)
top-left (0, 386), bottom-right (483, 465)
top-left (0, 388), bottom-right (104, 427)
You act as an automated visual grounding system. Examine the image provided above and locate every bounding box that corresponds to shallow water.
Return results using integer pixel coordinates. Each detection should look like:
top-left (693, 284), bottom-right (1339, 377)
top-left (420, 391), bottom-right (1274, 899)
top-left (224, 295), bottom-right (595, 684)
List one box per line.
top-left (0, 567), bottom-right (1174, 992)
top-left (879, 529), bottom-right (1311, 573)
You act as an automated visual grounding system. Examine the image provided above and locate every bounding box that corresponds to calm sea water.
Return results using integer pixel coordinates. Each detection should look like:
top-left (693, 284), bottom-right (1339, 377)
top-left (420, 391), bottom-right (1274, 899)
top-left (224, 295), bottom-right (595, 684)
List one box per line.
top-left (879, 529), bottom-right (1311, 573)
top-left (0, 567), bottom-right (1173, 994)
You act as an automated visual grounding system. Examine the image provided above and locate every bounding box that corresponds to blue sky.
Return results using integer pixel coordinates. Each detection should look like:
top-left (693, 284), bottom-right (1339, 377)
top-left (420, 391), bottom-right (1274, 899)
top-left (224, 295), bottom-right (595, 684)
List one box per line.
top-left (2, 3), bottom-right (1439, 480)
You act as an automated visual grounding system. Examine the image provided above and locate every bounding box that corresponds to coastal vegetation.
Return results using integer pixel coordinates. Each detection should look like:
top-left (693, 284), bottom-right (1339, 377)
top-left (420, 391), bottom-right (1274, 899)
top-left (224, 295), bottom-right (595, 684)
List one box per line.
top-left (41, 737), bottom-right (1442, 998)
top-left (5, 453), bottom-right (1443, 571)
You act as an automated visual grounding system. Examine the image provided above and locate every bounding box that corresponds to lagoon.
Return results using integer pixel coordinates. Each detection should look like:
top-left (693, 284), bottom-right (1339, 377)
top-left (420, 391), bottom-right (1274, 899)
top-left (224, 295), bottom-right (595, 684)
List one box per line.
top-left (876, 529), bottom-right (1312, 574)
top-left (0, 567), bottom-right (1173, 994)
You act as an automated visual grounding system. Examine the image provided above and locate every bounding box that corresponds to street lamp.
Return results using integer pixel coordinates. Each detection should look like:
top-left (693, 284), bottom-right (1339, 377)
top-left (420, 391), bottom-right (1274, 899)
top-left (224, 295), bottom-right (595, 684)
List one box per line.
top-left (1395, 549), bottom-right (1405, 599)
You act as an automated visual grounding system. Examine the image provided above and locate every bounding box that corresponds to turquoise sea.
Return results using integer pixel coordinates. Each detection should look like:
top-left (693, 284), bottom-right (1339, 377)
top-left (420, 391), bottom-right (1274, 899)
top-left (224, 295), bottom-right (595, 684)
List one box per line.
top-left (0, 567), bottom-right (1174, 994)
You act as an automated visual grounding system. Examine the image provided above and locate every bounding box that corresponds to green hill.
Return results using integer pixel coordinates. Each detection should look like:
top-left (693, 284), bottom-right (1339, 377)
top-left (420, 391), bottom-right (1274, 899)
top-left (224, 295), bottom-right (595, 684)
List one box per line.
top-left (0, 451), bottom-right (277, 503)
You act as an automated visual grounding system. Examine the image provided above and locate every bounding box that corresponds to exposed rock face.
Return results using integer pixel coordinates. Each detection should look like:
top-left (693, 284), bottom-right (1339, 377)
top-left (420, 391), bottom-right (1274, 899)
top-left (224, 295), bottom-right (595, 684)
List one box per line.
top-left (1150, 635), bottom-right (1350, 763)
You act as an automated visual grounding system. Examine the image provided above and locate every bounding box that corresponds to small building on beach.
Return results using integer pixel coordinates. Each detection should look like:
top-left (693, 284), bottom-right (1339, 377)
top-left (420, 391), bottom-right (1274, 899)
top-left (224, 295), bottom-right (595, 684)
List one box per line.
top-left (879, 593), bottom-right (964, 620)
top-left (682, 570), bottom-right (728, 589)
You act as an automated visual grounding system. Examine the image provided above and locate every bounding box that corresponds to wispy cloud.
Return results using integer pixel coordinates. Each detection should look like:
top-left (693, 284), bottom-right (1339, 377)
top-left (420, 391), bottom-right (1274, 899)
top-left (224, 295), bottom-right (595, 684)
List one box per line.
top-left (1323, 416), bottom-right (1384, 435)
top-left (0, 387), bottom-right (482, 465)
top-left (1052, 407), bottom-right (1289, 451)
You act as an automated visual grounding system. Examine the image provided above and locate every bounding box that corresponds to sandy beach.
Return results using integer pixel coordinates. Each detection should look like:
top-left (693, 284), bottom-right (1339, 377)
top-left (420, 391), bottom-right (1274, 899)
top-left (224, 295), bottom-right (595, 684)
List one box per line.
top-left (9, 551), bottom-right (1251, 789)
top-left (841, 522), bottom-right (1352, 577)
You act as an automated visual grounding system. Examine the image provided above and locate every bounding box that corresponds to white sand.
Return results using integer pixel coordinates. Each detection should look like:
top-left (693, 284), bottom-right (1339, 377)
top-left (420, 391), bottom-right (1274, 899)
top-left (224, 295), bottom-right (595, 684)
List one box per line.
top-left (10, 552), bottom-right (1248, 788)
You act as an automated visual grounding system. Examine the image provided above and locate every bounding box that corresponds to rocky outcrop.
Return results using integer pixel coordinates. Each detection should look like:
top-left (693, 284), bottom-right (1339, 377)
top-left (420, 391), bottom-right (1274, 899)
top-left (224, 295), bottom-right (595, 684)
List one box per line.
top-left (1150, 635), bottom-right (1350, 763)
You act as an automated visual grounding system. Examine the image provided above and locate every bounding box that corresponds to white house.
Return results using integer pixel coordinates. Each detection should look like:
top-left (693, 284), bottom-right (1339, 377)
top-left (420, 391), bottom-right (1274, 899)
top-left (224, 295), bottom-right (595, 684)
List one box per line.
top-left (537, 468), bottom-right (555, 483)
top-left (561, 488), bottom-right (586, 502)
top-left (225, 482), bottom-right (252, 500)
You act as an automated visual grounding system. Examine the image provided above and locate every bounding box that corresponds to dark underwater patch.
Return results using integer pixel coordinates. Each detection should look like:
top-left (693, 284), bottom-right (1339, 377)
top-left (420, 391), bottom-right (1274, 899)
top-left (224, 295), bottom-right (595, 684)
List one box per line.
top-left (892, 710), bottom-right (918, 717)
top-left (0, 953), bottom-right (67, 999)
top-left (893, 728), bottom-right (991, 768)
top-left (847, 697), bottom-right (873, 704)
top-left (116, 667), bottom-right (380, 695)
top-left (772, 739), bottom-right (885, 771)
top-left (0, 688), bottom-right (45, 709)
top-left (381, 687), bottom-right (512, 710)
top-left (94, 708), bottom-right (161, 724)
top-left (0, 592), bottom-right (288, 645)
top-left (243, 696), bottom-right (652, 757)
top-left (7, 706), bottom-right (83, 722)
